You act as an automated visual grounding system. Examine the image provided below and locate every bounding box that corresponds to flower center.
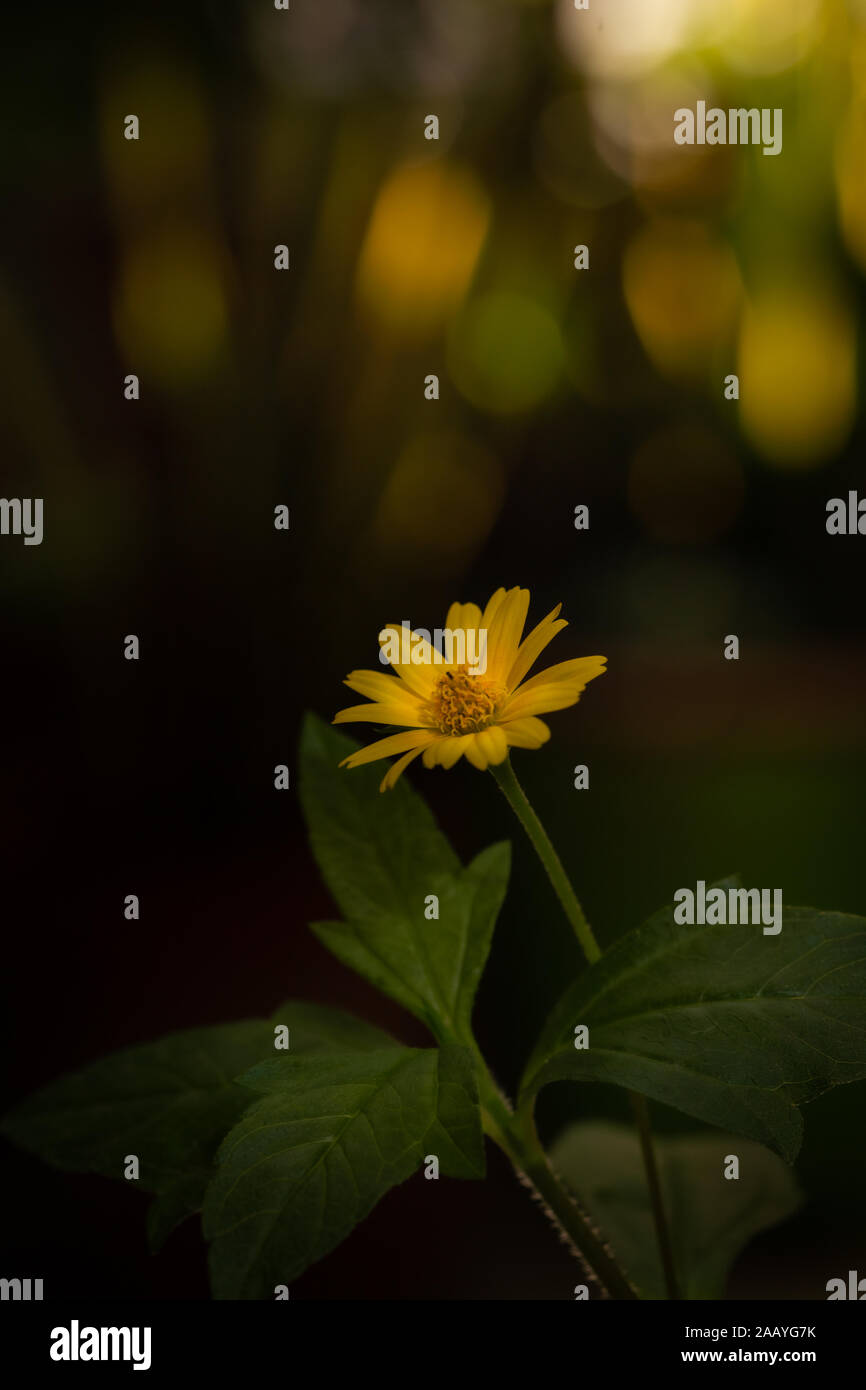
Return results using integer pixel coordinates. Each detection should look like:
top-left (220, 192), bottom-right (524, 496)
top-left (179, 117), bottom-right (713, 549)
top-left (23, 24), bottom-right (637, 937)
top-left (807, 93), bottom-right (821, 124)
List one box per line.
top-left (430, 669), bottom-right (500, 736)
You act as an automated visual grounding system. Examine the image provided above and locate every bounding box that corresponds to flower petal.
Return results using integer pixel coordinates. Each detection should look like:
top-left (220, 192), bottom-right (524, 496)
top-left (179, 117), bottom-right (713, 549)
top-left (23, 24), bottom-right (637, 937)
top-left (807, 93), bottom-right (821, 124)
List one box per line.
top-left (502, 657), bottom-right (606, 721)
top-left (485, 587), bottom-right (530, 684)
top-left (339, 728), bottom-right (438, 769)
top-left (422, 734), bottom-right (475, 769)
top-left (379, 745), bottom-right (429, 791)
top-left (343, 669), bottom-right (426, 708)
top-left (511, 655), bottom-right (607, 696)
top-left (480, 587), bottom-right (508, 629)
top-left (501, 716), bottom-right (551, 749)
top-left (476, 726), bottom-right (508, 765)
top-left (333, 702), bottom-right (431, 728)
top-left (505, 606), bottom-right (567, 691)
top-left (444, 601), bottom-right (483, 633)
top-left (463, 734), bottom-right (490, 770)
top-left (377, 625), bottom-right (441, 696)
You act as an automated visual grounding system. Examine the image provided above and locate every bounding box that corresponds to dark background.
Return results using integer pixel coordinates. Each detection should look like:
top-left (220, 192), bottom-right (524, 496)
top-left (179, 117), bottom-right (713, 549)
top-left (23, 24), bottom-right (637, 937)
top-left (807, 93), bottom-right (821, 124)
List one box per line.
top-left (2, 0), bottom-right (864, 1298)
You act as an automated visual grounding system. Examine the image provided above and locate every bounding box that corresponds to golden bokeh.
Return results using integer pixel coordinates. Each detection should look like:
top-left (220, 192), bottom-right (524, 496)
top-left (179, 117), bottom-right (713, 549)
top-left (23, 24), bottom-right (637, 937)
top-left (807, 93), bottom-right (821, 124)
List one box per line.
top-left (355, 162), bottom-right (490, 339)
top-left (737, 282), bottom-right (856, 467)
top-left (622, 221), bottom-right (743, 379)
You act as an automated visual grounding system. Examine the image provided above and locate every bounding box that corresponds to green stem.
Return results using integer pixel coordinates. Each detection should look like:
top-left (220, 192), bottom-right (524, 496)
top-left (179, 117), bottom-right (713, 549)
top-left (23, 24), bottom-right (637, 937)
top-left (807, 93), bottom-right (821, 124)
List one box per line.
top-left (489, 754), bottom-right (680, 1299)
top-left (472, 1048), bottom-right (638, 1300)
top-left (490, 756), bottom-right (601, 965)
top-left (629, 1091), bottom-right (680, 1300)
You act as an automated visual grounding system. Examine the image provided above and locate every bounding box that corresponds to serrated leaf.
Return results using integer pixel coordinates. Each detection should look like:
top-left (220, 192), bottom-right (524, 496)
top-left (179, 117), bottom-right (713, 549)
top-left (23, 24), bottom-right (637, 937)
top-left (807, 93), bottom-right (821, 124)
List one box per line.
top-left (1, 1002), bottom-right (396, 1249)
top-left (300, 714), bottom-right (510, 1042)
top-left (203, 1043), bottom-right (484, 1298)
top-left (521, 880), bottom-right (866, 1161)
top-left (549, 1121), bottom-right (802, 1299)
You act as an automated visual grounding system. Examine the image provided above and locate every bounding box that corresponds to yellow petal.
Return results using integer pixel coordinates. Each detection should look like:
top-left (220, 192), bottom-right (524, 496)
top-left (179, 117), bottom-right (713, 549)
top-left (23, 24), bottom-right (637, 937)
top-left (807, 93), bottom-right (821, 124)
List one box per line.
top-left (476, 726), bottom-right (508, 765)
top-left (422, 733), bottom-right (475, 769)
top-left (464, 734), bottom-right (490, 770)
top-left (502, 716), bottom-right (551, 749)
top-left (510, 655), bottom-right (607, 699)
top-left (422, 738), bottom-right (456, 768)
top-left (444, 601), bottom-right (483, 632)
top-left (343, 669), bottom-right (426, 708)
top-left (379, 746), bottom-right (429, 791)
top-left (377, 625), bottom-right (441, 696)
top-left (440, 734), bottom-right (475, 768)
top-left (480, 587), bottom-right (508, 629)
top-left (505, 606), bottom-right (566, 690)
top-left (485, 587), bottom-right (530, 684)
top-left (339, 728), bottom-right (438, 769)
top-left (500, 661), bottom-right (603, 722)
top-left (333, 702), bottom-right (431, 728)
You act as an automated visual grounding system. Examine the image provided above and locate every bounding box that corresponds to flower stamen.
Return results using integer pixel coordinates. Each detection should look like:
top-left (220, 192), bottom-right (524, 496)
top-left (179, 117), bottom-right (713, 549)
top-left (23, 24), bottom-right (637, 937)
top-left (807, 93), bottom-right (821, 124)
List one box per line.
top-left (429, 668), bottom-right (502, 736)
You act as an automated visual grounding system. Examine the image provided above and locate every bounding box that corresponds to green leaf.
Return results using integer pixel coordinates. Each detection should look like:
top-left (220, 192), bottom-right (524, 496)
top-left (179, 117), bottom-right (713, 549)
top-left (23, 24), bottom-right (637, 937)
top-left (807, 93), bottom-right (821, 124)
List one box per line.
top-left (521, 880), bottom-right (866, 1161)
top-left (300, 714), bottom-right (510, 1042)
top-left (1, 1002), bottom-right (395, 1250)
top-left (549, 1121), bottom-right (802, 1299)
top-left (269, 1001), bottom-right (396, 1056)
top-left (204, 1043), bottom-right (485, 1298)
top-left (147, 1173), bottom-right (212, 1253)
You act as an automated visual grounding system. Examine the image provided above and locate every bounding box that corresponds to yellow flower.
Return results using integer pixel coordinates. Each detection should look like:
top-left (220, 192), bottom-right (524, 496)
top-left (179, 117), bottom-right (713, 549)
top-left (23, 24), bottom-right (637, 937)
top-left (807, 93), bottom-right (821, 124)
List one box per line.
top-left (334, 587), bottom-right (607, 791)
